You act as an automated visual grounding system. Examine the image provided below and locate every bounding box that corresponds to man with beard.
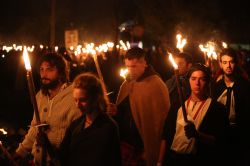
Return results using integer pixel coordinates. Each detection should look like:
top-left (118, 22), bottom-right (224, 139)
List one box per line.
top-left (213, 48), bottom-right (250, 166)
top-left (15, 53), bottom-right (81, 165)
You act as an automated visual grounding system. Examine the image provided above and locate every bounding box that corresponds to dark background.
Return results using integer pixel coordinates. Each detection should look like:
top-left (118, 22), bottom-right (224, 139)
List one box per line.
top-left (0, 0), bottom-right (249, 131)
top-left (0, 0), bottom-right (249, 45)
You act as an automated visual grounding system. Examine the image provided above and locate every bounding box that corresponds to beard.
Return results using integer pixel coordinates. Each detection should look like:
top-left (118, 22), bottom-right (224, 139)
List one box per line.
top-left (40, 78), bottom-right (60, 93)
top-left (225, 72), bottom-right (233, 77)
top-left (224, 70), bottom-right (234, 77)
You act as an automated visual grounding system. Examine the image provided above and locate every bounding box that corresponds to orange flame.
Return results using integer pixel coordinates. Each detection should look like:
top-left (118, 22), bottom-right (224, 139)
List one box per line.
top-left (120, 68), bottom-right (128, 79)
top-left (23, 46), bottom-right (31, 71)
top-left (169, 53), bottom-right (178, 69)
top-left (176, 34), bottom-right (187, 52)
top-left (0, 128), bottom-right (7, 135)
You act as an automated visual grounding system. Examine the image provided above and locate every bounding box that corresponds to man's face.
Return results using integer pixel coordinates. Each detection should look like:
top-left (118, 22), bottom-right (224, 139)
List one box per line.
top-left (40, 61), bottom-right (60, 90)
top-left (189, 70), bottom-right (207, 97)
top-left (220, 55), bottom-right (236, 76)
top-left (125, 57), bottom-right (147, 80)
top-left (174, 57), bottom-right (191, 75)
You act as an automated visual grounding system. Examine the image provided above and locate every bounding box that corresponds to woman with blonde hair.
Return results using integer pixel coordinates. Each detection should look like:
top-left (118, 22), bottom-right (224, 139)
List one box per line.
top-left (60, 73), bottom-right (121, 166)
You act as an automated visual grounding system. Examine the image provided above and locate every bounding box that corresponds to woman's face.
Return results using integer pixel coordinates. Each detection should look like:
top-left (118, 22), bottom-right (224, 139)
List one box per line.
top-left (73, 88), bottom-right (90, 113)
top-left (189, 70), bottom-right (207, 97)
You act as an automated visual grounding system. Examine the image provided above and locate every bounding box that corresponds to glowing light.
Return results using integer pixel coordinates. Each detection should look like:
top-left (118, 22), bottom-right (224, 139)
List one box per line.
top-left (212, 52), bottom-right (217, 60)
top-left (55, 46), bottom-right (58, 52)
top-left (199, 44), bottom-right (207, 53)
top-left (222, 42), bottom-right (228, 48)
top-left (169, 53), bottom-right (178, 69)
top-left (199, 42), bottom-right (218, 60)
top-left (126, 41), bottom-right (131, 49)
top-left (120, 68), bottom-right (128, 79)
top-left (2, 46), bottom-right (13, 52)
top-left (138, 41), bottom-right (143, 49)
top-left (176, 34), bottom-right (187, 52)
top-left (27, 45), bottom-right (35, 52)
top-left (119, 40), bottom-right (128, 50)
top-left (0, 128), bottom-right (7, 135)
top-left (23, 46), bottom-right (31, 71)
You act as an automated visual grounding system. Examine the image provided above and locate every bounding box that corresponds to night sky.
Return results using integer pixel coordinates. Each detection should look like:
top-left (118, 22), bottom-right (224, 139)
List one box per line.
top-left (0, 0), bottom-right (249, 45)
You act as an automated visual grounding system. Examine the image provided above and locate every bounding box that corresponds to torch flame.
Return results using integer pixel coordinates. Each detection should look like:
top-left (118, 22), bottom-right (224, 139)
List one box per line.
top-left (222, 42), bottom-right (228, 48)
top-left (0, 128), bottom-right (7, 135)
top-left (199, 42), bottom-right (218, 60)
top-left (23, 46), bottom-right (31, 71)
top-left (176, 34), bottom-right (187, 52)
top-left (212, 52), bottom-right (217, 60)
top-left (120, 68), bottom-right (128, 79)
top-left (119, 40), bottom-right (128, 51)
top-left (169, 53), bottom-right (178, 69)
top-left (207, 45), bottom-right (213, 58)
top-left (199, 44), bottom-right (207, 53)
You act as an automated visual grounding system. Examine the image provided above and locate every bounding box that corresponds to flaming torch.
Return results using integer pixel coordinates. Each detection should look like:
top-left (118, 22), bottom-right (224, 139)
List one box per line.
top-left (119, 68), bottom-right (128, 80)
top-left (222, 42), bottom-right (228, 48)
top-left (93, 53), bottom-right (110, 104)
top-left (199, 42), bottom-right (217, 68)
top-left (169, 53), bottom-right (188, 122)
top-left (86, 44), bottom-right (110, 104)
top-left (176, 34), bottom-right (187, 53)
top-left (0, 128), bottom-right (7, 135)
top-left (199, 44), bottom-right (208, 65)
top-left (23, 46), bottom-right (49, 166)
top-left (23, 46), bottom-right (41, 125)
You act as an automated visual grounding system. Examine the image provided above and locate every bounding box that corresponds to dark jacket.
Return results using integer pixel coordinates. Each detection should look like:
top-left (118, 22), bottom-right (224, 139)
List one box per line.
top-left (213, 75), bottom-right (250, 146)
top-left (59, 113), bottom-right (121, 166)
top-left (162, 99), bottom-right (229, 166)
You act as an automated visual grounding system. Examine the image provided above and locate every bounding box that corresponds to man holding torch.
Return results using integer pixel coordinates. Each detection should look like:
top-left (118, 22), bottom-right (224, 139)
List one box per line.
top-left (15, 52), bottom-right (81, 165)
top-left (158, 63), bottom-right (229, 166)
top-left (165, 52), bottom-right (192, 118)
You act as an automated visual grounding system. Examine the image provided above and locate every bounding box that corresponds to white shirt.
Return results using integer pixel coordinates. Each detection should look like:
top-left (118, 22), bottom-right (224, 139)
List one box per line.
top-left (171, 98), bottom-right (212, 154)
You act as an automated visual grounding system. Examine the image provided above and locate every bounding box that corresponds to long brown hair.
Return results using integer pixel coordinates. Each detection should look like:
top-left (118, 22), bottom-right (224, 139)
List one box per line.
top-left (73, 73), bottom-right (108, 112)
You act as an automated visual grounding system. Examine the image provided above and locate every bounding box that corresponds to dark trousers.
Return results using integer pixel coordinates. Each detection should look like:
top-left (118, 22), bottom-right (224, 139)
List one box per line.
top-left (165, 150), bottom-right (197, 166)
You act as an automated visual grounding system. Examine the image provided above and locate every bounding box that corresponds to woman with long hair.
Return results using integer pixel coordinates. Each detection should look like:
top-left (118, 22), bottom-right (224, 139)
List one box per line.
top-left (60, 73), bottom-right (121, 166)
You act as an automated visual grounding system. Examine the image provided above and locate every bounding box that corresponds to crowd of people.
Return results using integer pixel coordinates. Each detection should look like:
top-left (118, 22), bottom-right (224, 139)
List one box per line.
top-left (0, 30), bottom-right (250, 166)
